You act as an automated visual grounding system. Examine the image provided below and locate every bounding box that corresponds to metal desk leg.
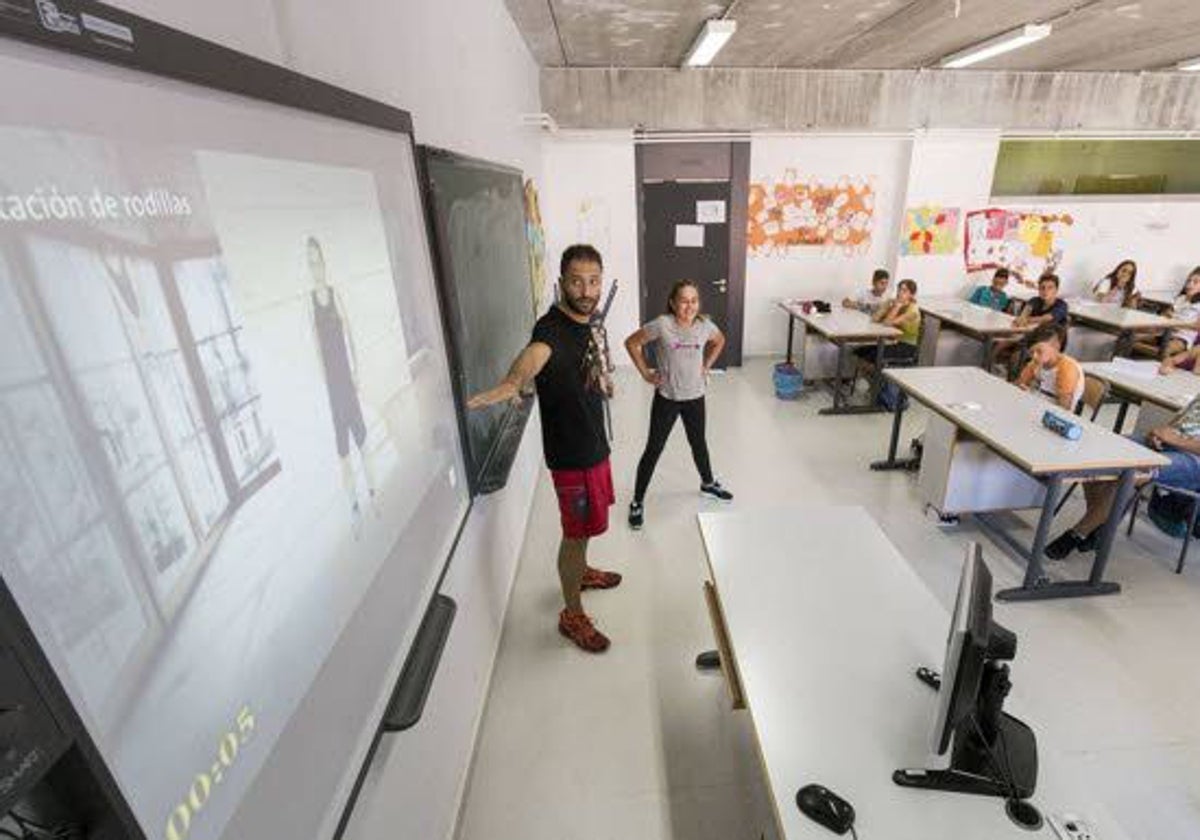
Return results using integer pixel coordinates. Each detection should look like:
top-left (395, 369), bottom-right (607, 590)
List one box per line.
top-left (818, 342), bottom-right (849, 415)
top-left (866, 338), bottom-right (885, 403)
top-left (1115, 329), bottom-right (1134, 358)
top-left (981, 335), bottom-right (994, 371)
top-left (990, 476), bottom-right (1062, 601)
top-left (994, 471), bottom-right (1125, 602)
top-left (785, 315), bottom-right (796, 365)
top-left (1114, 401), bottom-right (1130, 434)
top-left (1088, 469), bottom-right (1136, 588)
top-left (870, 392), bottom-right (918, 471)
top-left (834, 341), bottom-right (847, 411)
top-left (1023, 475), bottom-right (1062, 589)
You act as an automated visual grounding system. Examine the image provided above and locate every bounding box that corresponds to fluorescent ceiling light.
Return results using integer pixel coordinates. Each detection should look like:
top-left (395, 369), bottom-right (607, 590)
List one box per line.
top-left (1178, 57), bottom-right (1200, 71)
top-left (939, 23), bottom-right (1052, 69)
top-left (683, 19), bottom-right (737, 67)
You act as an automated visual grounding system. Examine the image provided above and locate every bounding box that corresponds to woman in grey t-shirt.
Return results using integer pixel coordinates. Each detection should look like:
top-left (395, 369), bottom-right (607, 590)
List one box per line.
top-left (624, 280), bottom-right (732, 529)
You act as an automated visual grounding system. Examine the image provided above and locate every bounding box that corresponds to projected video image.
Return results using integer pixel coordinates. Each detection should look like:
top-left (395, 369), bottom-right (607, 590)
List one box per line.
top-left (0, 125), bottom-right (465, 840)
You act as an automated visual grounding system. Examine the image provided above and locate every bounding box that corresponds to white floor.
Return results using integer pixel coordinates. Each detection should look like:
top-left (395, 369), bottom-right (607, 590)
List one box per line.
top-left (456, 361), bottom-right (1200, 840)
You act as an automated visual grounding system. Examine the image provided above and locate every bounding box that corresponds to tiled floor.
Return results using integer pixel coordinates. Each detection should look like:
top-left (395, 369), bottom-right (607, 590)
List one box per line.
top-left (456, 361), bottom-right (1200, 840)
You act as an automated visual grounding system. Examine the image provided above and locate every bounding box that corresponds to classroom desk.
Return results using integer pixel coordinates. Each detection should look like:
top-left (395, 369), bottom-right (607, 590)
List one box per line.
top-left (919, 299), bottom-right (1033, 368)
top-left (777, 301), bottom-right (901, 415)
top-left (1138, 289), bottom-right (1175, 315)
top-left (1080, 361), bottom-right (1199, 432)
top-left (1067, 301), bottom-right (1190, 357)
top-left (698, 506), bottom-right (1130, 840)
top-left (870, 367), bottom-right (1167, 601)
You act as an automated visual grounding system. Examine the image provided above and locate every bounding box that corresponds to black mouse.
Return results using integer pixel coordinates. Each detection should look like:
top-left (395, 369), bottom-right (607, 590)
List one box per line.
top-left (796, 783), bottom-right (855, 835)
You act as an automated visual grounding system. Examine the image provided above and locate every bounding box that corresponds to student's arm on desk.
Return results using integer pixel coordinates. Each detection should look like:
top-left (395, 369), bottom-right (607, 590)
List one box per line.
top-left (1150, 427), bottom-right (1200, 455)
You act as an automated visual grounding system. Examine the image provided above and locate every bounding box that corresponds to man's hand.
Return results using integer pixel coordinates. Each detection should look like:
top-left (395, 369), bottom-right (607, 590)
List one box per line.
top-left (1152, 426), bottom-right (1185, 450)
top-left (1160, 358), bottom-right (1177, 375)
top-left (467, 380), bottom-right (521, 410)
top-left (640, 368), bottom-right (662, 386)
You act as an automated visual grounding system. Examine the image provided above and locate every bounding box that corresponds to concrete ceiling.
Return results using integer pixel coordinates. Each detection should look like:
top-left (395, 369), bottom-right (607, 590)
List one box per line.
top-left (504, 0), bottom-right (1200, 71)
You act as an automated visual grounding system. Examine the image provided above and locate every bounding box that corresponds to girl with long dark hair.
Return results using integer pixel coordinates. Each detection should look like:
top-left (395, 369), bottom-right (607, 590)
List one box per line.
top-left (1092, 259), bottom-right (1140, 308)
top-left (625, 280), bottom-right (730, 530)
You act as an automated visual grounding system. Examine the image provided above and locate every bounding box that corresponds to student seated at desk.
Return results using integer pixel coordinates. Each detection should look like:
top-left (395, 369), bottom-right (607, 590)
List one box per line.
top-left (1163, 267), bottom-right (1200, 357)
top-left (968, 268), bottom-right (1011, 311)
top-left (855, 279), bottom-right (920, 371)
top-left (1046, 393), bottom-right (1200, 558)
top-left (842, 268), bottom-right (890, 313)
top-left (1091, 259), bottom-right (1141, 309)
top-left (1015, 324), bottom-right (1084, 412)
top-left (995, 274), bottom-right (1069, 375)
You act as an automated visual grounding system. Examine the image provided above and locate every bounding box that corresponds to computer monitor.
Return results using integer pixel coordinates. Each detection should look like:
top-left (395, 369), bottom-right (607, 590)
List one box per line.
top-left (895, 544), bottom-right (1039, 808)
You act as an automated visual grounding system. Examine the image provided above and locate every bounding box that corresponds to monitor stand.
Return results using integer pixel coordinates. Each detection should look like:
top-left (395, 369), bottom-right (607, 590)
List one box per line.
top-left (893, 662), bottom-right (1038, 800)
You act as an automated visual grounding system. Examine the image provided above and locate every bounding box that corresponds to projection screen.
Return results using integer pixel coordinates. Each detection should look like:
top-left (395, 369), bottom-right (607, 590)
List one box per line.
top-left (0, 7), bottom-right (470, 840)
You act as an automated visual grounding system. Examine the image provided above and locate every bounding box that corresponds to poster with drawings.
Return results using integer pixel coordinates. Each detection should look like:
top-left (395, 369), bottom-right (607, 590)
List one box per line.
top-left (964, 207), bottom-right (1074, 280)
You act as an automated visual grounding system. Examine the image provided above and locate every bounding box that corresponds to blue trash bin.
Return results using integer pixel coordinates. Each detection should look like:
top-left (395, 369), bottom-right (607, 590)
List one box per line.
top-left (773, 362), bottom-right (803, 400)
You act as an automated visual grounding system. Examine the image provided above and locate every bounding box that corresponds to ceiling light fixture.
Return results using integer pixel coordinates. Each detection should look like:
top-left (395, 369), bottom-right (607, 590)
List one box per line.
top-left (1178, 57), bottom-right (1200, 71)
top-left (683, 19), bottom-right (737, 67)
top-left (939, 23), bottom-right (1052, 69)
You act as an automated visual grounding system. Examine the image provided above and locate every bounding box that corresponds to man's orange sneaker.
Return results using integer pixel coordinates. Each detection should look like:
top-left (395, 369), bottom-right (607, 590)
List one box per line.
top-left (558, 609), bottom-right (610, 653)
top-left (581, 566), bottom-right (622, 590)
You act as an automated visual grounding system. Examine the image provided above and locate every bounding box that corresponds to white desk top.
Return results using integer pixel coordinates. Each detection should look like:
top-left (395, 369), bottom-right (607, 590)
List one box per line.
top-left (699, 506), bottom-right (1128, 840)
top-left (1067, 300), bottom-right (1188, 332)
top-left (885, 367), bottom-right (1167, 475)
top-left (794, 307), bottom-right (901, 342)
top-left (921, 298), bottom-right (1031, 337)
top-left (1081, 361), bottom-right (1200, 412)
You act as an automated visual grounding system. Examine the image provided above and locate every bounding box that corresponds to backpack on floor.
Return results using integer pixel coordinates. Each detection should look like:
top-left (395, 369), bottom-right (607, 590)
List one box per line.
top-left (1148, 487), bottom-right (1200, 537)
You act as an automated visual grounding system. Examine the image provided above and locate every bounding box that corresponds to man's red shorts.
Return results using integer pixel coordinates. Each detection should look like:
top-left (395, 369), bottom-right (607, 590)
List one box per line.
top-left (550, 458), bottom-right (614, 539)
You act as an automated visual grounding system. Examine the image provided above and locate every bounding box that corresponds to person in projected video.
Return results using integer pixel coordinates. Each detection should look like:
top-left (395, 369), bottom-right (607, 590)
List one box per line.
top-left (308, 235), bottom-right (377, 535)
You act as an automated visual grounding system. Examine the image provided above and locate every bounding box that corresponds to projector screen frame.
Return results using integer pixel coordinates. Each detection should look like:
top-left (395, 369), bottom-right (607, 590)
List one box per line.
top-left (0, 3), bottom-right (473, 839)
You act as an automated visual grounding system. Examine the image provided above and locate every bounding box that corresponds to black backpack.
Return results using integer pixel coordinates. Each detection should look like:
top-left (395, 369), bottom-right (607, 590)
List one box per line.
top-left (1148, 487), bottom-right (1200, 536)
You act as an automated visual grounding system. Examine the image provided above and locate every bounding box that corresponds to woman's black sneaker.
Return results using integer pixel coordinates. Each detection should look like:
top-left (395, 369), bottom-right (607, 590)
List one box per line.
top-left (628, 501), bottom-right (644, 530)
top-left (700, 482), bottom-right (734, 502)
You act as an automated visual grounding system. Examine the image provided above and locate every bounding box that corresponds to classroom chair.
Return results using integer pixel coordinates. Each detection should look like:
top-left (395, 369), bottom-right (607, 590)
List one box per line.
top-left (1052, 376), bottom-right (1110, 516)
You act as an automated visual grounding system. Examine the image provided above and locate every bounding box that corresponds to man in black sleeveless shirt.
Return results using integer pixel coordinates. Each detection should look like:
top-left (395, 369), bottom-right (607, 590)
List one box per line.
top-left (468, 245), bottom-right (619, 652)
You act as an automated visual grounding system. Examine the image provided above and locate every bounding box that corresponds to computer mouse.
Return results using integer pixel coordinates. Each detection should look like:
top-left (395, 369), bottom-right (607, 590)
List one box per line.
top-left (795, 783), bottom-right (856, 835)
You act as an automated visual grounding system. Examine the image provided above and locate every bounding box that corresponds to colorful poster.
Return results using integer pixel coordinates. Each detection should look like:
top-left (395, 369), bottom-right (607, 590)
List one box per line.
top-left (523, 178), bottom-right (547, 314)
top-left (900, 205), bottom-right (961, 256)
top-left (747, 172), bottom-right (875, 257)
top-left (964, 208), bottom-right (1074, 280)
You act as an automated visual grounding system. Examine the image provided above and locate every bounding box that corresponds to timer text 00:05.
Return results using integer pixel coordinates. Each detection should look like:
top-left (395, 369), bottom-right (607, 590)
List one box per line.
top-left (165, 705), bottom-right (256, 840)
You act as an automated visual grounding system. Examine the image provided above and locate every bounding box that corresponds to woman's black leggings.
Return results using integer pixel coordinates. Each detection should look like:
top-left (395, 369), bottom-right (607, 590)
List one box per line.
top-left (634, 393), bottom-right (714, 503)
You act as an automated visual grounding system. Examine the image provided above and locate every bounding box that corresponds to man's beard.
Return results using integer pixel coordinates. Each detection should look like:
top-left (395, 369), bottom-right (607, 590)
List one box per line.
top-left (565, 294), bottom-right (599, 317)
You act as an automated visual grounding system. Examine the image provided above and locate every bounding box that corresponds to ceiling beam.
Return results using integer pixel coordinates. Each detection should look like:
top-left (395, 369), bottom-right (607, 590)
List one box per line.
top-left (541, 67), bottom-right (1200, 132)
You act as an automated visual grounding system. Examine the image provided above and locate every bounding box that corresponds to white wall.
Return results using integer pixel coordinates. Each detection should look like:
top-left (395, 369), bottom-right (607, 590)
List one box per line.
top-left (102, 2), bottom-right (544, 840)
top-left (990, 197), bottom-right (1200, 300)
top-left (744, 135), bottom-right (913, 356)
top-left (894, 131), bottom-right (1001, 299)
top-left (540, 132), bottom-right (640, 343)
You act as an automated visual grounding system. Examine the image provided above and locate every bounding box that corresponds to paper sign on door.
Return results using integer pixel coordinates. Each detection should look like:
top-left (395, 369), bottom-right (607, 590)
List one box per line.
top-left (675, 224), bottom-right (705, 248)
top-left (697, 200), bottom-right (727, 224)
